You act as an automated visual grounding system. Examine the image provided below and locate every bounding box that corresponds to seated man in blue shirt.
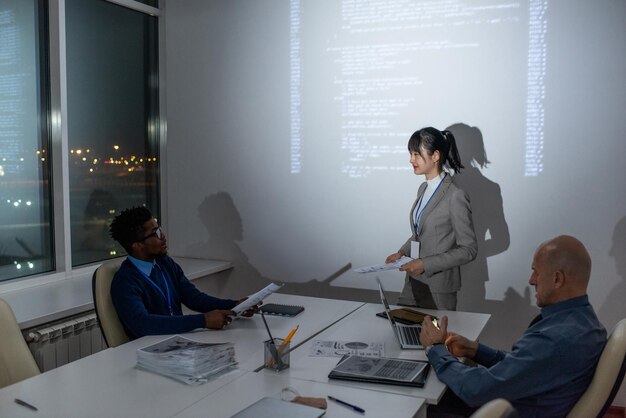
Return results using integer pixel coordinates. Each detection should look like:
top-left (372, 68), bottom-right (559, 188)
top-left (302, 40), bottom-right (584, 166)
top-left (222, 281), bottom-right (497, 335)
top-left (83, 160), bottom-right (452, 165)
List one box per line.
top-left (109, 206), bottom-right (255, 340)
top-left (420, 235), bottom-right (607, 418)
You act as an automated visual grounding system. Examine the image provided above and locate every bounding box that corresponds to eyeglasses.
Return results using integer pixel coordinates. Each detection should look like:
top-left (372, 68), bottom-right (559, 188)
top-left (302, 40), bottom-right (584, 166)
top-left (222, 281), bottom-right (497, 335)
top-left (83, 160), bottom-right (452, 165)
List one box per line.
top-left (140, 226), bottom-right (163, 241)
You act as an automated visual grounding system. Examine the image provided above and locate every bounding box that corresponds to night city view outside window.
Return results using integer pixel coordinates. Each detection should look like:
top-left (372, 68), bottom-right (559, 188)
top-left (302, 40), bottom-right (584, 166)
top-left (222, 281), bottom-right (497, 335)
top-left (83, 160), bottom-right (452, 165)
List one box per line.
top-left (66, 0), bottom-right (159, 266)
top-left (0, 0), bottom-right (53, 282)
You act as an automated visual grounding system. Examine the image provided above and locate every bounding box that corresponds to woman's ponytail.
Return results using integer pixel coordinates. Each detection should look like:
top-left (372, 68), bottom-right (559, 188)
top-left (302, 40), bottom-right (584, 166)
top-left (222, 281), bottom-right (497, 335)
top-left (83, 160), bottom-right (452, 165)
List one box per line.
top-left (441, 130), bottom-right (464, 174)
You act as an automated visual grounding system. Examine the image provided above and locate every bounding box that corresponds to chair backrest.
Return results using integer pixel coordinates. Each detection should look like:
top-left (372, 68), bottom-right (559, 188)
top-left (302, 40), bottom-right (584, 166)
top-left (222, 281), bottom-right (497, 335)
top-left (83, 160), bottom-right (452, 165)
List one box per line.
top-left (92, 258), bottom-right (129, 348)
top-left (567, 318), bottom-right (626, 418)
top-left (471, 398), bottom-right (518, 418)
top-left (0, 298), bottom-right (40, 389)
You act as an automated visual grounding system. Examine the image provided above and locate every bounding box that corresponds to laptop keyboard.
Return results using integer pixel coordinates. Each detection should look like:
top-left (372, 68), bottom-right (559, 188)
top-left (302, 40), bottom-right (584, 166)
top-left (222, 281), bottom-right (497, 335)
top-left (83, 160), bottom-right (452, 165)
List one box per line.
top-left (398, 325), bottom-right (421, 346)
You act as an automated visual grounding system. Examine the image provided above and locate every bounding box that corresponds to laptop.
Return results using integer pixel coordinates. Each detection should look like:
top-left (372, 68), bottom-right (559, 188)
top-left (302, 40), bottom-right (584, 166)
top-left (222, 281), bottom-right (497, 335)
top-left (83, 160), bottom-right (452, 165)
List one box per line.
top-left (376, 278), bottom-right (423, 349)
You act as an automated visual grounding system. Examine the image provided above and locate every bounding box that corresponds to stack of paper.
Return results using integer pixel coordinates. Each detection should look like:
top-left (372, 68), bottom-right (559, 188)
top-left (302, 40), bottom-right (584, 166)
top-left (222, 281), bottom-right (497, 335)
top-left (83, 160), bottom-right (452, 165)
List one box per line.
top-left (136, 335), bottom-right (237, 385)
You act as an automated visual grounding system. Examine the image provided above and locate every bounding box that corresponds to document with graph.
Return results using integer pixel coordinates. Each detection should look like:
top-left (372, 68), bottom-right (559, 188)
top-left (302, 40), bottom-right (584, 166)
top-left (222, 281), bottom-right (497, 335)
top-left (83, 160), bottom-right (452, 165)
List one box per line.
top-left (328, 355), bottom-right (429, 387)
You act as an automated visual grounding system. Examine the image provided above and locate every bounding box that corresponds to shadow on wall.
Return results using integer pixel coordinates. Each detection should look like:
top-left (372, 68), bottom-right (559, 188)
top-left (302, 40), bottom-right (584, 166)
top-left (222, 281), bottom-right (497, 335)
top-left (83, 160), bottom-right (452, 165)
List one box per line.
top-left (186, 192), bottom-right (272, 299)
top-left (280, 264), bottom-right (384, 304)
top-left (448, 123), bottom-right (538, 346)
top-left (448, 123), bottom-right (510, 309)
top-left (599, 216), bottom-right (626, 325)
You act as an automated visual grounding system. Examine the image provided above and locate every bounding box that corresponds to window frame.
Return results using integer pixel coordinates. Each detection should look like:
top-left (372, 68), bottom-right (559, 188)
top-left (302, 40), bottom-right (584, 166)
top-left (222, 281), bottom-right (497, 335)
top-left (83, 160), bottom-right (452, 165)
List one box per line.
top-left (0, 0), bottom-right (167, 292)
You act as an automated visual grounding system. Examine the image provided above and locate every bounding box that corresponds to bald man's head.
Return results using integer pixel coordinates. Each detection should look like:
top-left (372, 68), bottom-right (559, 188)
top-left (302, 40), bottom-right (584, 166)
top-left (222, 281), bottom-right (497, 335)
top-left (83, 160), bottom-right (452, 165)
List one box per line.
top-left (530, 235), bottom-right (591, 307)
top-left (540, 235), bottom-right (591, 284)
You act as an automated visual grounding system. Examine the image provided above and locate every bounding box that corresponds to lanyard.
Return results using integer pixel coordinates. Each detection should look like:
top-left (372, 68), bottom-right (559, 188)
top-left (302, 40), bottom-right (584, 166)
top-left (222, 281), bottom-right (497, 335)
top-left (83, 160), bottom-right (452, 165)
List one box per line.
top-left (414, 173), bottom-right (447, 236)
top-left (136, 263), bottom-right (173, 316)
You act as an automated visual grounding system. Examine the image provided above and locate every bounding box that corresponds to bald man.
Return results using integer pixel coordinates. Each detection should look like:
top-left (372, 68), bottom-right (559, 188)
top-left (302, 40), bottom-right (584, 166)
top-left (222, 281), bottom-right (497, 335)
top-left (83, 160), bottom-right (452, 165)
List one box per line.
top-left (420, 236), bottom-right (607, 418)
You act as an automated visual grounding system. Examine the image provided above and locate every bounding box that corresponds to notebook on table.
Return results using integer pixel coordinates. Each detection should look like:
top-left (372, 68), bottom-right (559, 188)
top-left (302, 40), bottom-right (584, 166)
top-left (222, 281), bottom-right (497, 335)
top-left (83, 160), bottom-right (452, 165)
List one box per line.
top-left (376, 278), bottom-right (423, 349)
top-left (258, 303), bottom-right (304, 317)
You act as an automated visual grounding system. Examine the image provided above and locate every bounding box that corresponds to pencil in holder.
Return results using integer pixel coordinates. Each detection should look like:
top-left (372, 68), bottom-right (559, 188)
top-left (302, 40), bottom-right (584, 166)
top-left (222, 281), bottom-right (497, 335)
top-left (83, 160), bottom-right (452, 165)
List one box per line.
top-left (264, 338), bottom-right (290, 371)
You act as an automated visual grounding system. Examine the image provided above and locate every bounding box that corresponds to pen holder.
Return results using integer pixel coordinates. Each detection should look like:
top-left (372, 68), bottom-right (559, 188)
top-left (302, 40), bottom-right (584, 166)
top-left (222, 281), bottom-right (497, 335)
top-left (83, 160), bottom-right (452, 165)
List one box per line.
top-left (264, 338), bottom-right (290, 372)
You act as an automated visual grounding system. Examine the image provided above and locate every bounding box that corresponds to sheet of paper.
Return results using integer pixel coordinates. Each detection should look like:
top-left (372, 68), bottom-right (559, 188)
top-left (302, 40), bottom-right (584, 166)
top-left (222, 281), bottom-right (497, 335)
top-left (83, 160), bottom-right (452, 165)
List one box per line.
top-left (232, 282), bottom-right (283, 314)
top-left (308, 340), bottom-right (384, 358)
top-left (353, 256), bottom-right (413, 273)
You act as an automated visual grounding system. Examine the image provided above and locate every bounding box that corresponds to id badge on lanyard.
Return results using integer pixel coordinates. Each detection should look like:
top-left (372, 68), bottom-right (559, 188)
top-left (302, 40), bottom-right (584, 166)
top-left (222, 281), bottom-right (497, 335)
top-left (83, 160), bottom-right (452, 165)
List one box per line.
top-left (411, 240), bottom-right (420, 258)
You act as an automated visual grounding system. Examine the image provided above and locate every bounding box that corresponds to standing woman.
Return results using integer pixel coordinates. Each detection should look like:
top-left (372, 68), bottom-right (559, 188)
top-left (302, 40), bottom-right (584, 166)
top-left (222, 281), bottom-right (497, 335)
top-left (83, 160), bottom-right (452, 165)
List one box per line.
top-left (385, 127), bottom-right (477, 310)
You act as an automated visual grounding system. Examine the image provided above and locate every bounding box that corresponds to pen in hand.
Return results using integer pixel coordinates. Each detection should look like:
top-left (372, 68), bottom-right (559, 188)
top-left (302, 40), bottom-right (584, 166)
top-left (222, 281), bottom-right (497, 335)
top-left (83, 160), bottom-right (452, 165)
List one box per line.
top-left (328, 395), bottom-right (365, 414)
top-left (14, 398), bottom-right (38, 411)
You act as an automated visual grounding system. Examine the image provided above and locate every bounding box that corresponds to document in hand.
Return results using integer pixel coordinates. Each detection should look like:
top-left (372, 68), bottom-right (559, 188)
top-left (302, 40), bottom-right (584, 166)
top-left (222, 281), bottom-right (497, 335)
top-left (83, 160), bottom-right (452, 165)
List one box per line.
top-left (328, 355), bottom-right (430, 387)
top-left (233, 282), bottom-right (284, 315)
top-left (353, 256), bottom-right (413, 273)
top-left (136, 335), bottom-right (237, 385)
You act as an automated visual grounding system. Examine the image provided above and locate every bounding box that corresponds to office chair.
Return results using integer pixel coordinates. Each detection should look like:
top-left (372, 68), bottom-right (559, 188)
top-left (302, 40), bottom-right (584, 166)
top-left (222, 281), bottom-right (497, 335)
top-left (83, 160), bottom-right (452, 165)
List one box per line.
top-left (567, 318), bottom-right (626, 418)
top-left (92, 258), bottom-right (129, 348)
top-left (0, 297), bottom-right (40, 389)
top-left (470, 398), bottom-right (518, 418)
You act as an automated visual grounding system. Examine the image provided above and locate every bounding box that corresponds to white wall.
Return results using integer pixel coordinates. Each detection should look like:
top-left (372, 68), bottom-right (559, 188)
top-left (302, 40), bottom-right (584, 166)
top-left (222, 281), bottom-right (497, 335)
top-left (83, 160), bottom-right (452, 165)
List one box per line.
top-left (164, 0), bottom-right (626, 405)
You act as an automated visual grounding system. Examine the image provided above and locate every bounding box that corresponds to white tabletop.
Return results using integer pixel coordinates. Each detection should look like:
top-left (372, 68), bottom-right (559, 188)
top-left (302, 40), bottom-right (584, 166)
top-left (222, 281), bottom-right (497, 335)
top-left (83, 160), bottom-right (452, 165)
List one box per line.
top-left (267, 303), bottom-right (490, 404)
top-left (0, 297), bottom-right (488, 417)
top-left (0, 294), bottom-right (364, 418)
top-left (174, 369), bottom-right (425, 418)
top-left (176, 294), bottom-right (364, 371)
top-left (0, 340), bottom-right (248, 418)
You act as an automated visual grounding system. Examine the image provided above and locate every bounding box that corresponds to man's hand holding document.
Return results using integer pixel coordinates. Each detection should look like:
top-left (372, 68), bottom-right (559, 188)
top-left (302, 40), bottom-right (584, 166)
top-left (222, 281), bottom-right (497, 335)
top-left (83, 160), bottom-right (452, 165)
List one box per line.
top-left (232, 282), bottom-right (283, 315)
top-left (353, 256), bottom-right (414, 273)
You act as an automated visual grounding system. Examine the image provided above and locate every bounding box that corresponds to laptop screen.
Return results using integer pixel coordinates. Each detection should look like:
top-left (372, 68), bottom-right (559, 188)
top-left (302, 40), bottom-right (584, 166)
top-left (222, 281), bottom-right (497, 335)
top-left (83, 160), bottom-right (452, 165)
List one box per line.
top-left (376, 277), bottom-right (397, 326)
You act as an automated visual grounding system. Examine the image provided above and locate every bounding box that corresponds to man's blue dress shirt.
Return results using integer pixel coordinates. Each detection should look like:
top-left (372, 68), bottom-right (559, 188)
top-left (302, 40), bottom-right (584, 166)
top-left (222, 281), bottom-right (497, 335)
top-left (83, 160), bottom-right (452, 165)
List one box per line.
top-left (427, 295), bottom-right (606, 418)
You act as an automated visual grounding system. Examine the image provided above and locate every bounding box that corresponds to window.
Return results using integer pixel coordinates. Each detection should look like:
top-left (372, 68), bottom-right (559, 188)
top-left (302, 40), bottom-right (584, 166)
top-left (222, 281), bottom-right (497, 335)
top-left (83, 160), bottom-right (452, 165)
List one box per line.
top-left (0, 0), bottom-right (53, 282)
top-left (0, 0), bottom-right (160, 282)
top-left (66, 0), bottom-right (160, 266)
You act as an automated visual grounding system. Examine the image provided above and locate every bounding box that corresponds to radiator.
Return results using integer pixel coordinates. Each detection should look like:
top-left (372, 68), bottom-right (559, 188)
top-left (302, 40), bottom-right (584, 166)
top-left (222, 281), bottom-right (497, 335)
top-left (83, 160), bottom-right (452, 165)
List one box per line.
top-left (24, 311), bottom-right (107, 372)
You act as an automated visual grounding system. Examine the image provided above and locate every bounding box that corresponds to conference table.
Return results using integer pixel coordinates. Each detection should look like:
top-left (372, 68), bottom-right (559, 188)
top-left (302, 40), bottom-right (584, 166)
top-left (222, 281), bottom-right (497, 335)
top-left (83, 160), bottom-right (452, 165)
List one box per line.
top-left (277, 303), bottom-right (490, 404)
top-left (173, 367), bottom-right (425, 418)
top-left (0, 293), bottom-right (490, 418)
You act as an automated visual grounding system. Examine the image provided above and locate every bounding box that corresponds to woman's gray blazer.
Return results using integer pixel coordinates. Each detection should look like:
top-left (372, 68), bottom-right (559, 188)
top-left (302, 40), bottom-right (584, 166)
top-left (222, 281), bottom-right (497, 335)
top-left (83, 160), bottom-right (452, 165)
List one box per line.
top-left (399, 175), bottom-right (477, 293)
